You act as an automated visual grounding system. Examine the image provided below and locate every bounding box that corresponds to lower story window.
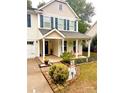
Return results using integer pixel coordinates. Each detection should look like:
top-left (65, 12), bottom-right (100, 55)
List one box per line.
top-left (27, 41), bottom-right (34, 45)
top-left (64, 41), bottom-right (67, 52)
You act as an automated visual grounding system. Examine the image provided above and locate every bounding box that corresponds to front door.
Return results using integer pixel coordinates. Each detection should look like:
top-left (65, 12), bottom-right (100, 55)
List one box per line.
top-left (45, 41), bottom-right (48, 55)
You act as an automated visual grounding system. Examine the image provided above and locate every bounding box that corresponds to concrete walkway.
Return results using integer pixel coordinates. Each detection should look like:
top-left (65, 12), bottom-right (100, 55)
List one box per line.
top-left (27, 59), bottom-right (53, 93)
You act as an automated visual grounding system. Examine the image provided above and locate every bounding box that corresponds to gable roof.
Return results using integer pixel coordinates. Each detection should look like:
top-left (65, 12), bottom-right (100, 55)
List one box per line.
top-left (39, 29), bottom-right (90, 39)
top-left (38, 0), bottom-right (79, 19)
top-left (43, 29), bottom-right (65, 38)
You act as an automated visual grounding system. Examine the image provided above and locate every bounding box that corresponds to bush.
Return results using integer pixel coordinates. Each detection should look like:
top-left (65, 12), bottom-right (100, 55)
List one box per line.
top-left (60, 52), bottom-right (74, 63)
top-left (49, 64), bottom-right (69, 84)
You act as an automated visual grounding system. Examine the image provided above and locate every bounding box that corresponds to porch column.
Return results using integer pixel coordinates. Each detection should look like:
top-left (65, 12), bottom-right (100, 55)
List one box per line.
top-left (42, 38), bottom-right (45, 63)
top-left (62, 39), bottom-right (64, 53)
top-left (37, 40), bottom-right (40, 57)
top-left (88, 40), bottom-right (91, 57)
top-left (76, 39), bottom-right (78, 58)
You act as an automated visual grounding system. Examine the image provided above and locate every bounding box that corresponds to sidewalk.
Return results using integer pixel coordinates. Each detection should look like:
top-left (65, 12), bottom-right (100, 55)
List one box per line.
top-left (27, 59), bottom-right (53, 93)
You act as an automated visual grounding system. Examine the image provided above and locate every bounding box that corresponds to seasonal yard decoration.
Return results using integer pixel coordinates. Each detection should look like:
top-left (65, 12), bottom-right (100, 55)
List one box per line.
top-left (49, 64), bottom-right (69, 84)
top-left (60, 52), bottom-right (74, 64)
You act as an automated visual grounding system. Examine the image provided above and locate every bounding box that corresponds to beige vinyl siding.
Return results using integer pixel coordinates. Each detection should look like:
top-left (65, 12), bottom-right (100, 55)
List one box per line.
top-left (27, 14), bottom-right (42, 40)
top-left (42, 1), bottom-right (76, 20)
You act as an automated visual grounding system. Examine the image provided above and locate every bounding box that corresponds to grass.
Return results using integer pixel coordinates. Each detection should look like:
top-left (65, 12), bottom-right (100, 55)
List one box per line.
top-left (61, 61), bottom-right (97, 93)
top-left (57, 52), bottom-right (97, 93)
top-left (83, 52), bottom-right (97, 58)
top-left (79, 62), bottom-right (97, 81)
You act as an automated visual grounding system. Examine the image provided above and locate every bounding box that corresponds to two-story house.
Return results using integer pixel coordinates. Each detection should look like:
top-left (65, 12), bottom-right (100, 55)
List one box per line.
top-left (27, 0), bottom-right (91, 62)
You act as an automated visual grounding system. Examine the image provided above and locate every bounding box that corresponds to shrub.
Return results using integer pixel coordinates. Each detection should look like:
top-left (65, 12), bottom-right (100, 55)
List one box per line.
top-left (49, 64), bottom-right (69, 84)
top-left (60, 52), bottom-right (74, 63)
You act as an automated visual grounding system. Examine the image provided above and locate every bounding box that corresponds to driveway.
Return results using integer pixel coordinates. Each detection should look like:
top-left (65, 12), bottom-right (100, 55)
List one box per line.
top-left (27, 59), bottom-right (53, 93)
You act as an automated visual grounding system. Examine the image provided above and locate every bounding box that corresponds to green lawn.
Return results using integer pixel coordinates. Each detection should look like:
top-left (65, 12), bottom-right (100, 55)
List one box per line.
top-left (79, 62), bottom-right (97, 81)
top-left (61, 62), bottom-right (97, 93)
top-left (83, 52), bottom-right (97, 57)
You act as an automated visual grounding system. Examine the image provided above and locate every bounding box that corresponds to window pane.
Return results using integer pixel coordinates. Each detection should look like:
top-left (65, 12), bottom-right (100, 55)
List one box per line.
top-left (59, 4), bottom-right (62, 11)
top-left (58, 19), bottom-right (64, 30)
top-left (69, 21), bottom-right (74, 31)
top-left (44, 16), bottom-right (51, 28)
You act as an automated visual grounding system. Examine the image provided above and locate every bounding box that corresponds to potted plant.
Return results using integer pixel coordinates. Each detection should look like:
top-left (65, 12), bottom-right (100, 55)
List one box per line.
top-left (44, 56), bottom-right (49, 65)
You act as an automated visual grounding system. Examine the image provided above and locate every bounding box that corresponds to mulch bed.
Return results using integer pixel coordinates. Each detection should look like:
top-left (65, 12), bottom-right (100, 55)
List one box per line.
top-left (39, 62), bottom-right (80, 93)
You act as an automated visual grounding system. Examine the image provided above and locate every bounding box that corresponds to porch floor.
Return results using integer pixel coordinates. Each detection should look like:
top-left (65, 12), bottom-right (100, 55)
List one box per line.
top-left (39, 55), bottom-right (62, 63)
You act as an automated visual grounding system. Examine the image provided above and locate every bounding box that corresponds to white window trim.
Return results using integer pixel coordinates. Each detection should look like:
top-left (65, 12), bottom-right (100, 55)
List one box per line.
top-left (43, 16), bottom-right (51, 29)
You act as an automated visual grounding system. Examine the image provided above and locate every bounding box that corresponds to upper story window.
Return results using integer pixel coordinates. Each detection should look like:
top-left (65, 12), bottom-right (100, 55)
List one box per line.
top-left (69, 21), bottom-right (74, 31)
top-left (27, 14), bottom-right (31, 27)
top-left (44, 16), bottom-right (51, 28)
top-left (59, 4), bottom-right (62, 11)
top-left (58, 19), bottom-right (64, 30)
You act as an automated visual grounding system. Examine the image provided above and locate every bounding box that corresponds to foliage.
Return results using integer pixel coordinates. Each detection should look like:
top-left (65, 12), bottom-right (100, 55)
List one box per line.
top-left (78, 20), bottom-right (90, 33)
top-left (60, 52), bottom-right (74, 63)
top-left (66, 0), bottom-right (95, 22)
top-left (27, 0), bottom-right (32, 9)
top-left (37, 2), bottom-right (45, 8)
top-left (49, 64), bottom-right (69, 84)
top-left (66, 0), bottom-right (95, 33)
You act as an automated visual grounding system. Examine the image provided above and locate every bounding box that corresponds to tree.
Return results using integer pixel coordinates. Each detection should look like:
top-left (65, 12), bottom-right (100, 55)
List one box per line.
top-left (66, 0), bottom-right (95, 22)
top-left (37, 2), bottom-right (45, 8)
top-left (78, 20), bottom-right (90, 33)
top-left (66, 0), bottom-right (95, 33)
top-left (27, 0), bottom-right (32, 9)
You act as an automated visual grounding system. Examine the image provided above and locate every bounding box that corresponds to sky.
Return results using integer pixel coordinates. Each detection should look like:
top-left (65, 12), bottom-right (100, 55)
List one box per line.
top-left (31, 0), bottom-right (96, 25)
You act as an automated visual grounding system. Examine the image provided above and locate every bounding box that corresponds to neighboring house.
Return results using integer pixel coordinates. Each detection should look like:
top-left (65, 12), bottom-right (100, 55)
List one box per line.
top-left (27, 0), bottom-right (91, 61)
top-left (85, 21), bottom-right (97, 39)
top-left (85, 22), bottom-right (97, 51)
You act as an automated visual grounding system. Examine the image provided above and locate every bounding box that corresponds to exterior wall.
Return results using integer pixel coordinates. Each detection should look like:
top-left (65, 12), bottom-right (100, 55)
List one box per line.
top-left (27, 13), bottom-right (42, 41)
top-left (39, 39), bottom-right (59, 56)
top-left (42, 1), bottom-right (77, 20)
top-left (85, 23), bottom-right (97, 38)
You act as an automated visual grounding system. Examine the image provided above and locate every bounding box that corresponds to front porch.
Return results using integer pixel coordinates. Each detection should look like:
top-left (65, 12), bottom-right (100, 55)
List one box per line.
top-left (37, 29), bottom-right (91, 63)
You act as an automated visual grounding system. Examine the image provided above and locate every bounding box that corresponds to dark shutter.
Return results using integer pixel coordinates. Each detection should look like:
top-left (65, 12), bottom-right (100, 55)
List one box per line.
top-left (64, 19), bottom-right (66, 30)
top-left (51, 17), bottom-right (54, 29)
top-left (27, 14), bottom-right (31, 27)
top-left (67, 20), bottom-right (69, 30)
top-left (74, 21), bottom-right (77, 31)
top-left (55, 18), bottom-right (58, 29)
top-left (40, 15), bottom-right (43, 28)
